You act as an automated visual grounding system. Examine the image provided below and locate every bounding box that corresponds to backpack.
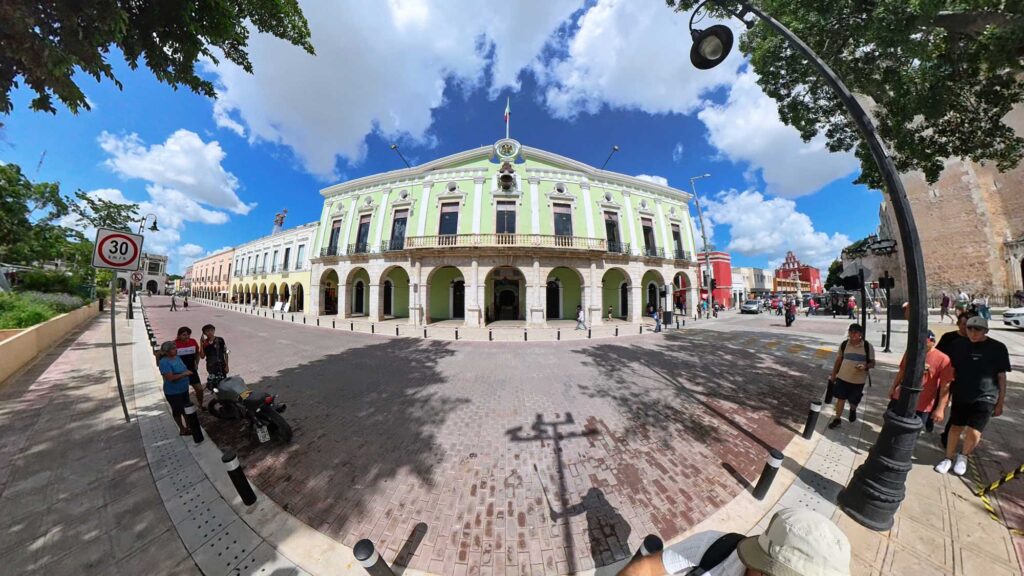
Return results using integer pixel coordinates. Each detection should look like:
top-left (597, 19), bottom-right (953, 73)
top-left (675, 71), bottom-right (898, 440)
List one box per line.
top-left (839, 338), bottom-right (875, 387)
top-left (688, 532), bottom-right (745, 574)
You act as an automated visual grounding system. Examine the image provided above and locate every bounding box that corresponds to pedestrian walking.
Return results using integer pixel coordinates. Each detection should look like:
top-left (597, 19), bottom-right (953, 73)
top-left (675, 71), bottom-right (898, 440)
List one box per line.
top-left (954, 289), bottom-right (969, 315)
top-left (935, 311), bottom-right (974, 439)
top-left (888, 331), bottom-right (953, 427)
top-left (846, 295), bottom-right (856, 320)
top-left (576, 305), bottom-right (586, 330)
top-left (654, 306), bottom-right (663, 333)
top-left (198, 324), bottom-right (229, 378)
top-left (183, 294), bottom-right (189, 311)
top-left (607, 305), bottom-right (614, 321)
top-left (828, 323), bottom-right (875, 429)
top-left (157, 341), bottom-right (193, 436)
top-left (616, 507), bottom-right (851, 576)
top-left (872, 299), bottom-right (882, 323)
top-left (934, 316), bottom-right (1009, 476)
top-left (174, 327), bottom-right (204, 409)
top-left (939, 291), bottom-right (952, 323)
top-left (979, 294), bottom-right (991, 320)
top-left (170, 294), bottom-right (178, 312)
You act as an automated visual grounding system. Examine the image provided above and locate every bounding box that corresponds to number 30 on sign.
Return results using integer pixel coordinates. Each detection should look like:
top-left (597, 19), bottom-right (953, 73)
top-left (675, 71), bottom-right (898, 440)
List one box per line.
top-left (92, 228), bottom-right (145, 271)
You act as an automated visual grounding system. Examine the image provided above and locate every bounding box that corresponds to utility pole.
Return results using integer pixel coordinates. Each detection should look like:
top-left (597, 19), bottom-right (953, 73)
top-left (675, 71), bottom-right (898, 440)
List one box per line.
top-left (690, 174), bottom-right (714, 316)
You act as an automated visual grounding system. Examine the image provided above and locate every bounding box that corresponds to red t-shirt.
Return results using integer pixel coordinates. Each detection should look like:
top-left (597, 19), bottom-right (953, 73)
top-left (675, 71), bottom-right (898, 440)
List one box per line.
top-left (174, 338), bottom-right (200, 371)
top-left (890, 347), bottom-right (954, 412)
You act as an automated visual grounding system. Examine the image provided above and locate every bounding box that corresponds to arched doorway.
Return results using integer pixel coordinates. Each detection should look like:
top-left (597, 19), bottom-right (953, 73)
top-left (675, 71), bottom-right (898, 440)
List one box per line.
top-left (292, 283), bottom-right (305, 312)
top-left (346, 267), bottom-right (370, 316)
top-left (380, 266), bottom-right (410, 320)
top-left (280, 283), bottom-right (290, 310)
top-left (117, 278), bottom-right (127, 291)
top-left (319, 270), bottom-right (339, 315)
top-left (642, 270), bottom-right (666, 315)
top-left (146, 280), bottom-right (158, 294)
top-left (427, 266), bottom-right (465, 322)
top-left (546, 267), bottom-right (583, 320)
top-left (269, 284), bottom-right (278, 307)
top-left (259, 283), bottom-right (268, 307)
top-left (673, 272), bottom-right (691, 313)
top-left (486, 266), bottom-right (525, 322)
top-left (602, 268), bottom-right (630, 320)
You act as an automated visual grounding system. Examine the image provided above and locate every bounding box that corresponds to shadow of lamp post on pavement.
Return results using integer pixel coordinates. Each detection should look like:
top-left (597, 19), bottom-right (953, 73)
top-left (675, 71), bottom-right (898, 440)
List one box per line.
top-left (684, 0), bottom-right (929, 531)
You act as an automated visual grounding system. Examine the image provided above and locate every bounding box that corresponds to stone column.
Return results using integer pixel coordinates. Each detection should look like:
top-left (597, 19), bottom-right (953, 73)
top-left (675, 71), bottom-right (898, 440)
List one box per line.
top-left (466, 260), bottom-right (481, 327)
top-left (689, 286), bottom-right (700, 320)
top-left (588, 261), bottom-right (602, 326)
top-left (631, 284), bottom-right (644, 324)
top-left (529, 259), bottom-right (545, 324)
top-left (337, 282), bottom-right (348, 320)
top-left (369, 283), bottom-right (380, 320)
top-left (410, 260), bottom-right (423, 325)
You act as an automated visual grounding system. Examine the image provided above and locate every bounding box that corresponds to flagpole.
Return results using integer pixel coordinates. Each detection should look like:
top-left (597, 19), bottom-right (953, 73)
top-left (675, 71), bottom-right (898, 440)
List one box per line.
top-left (505, 97), bottom-right (510, 139)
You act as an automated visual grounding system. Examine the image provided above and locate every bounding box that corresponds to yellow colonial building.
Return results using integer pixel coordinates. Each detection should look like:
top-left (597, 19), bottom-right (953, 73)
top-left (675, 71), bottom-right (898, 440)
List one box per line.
top-left (229, 220), bottom-right (318, 312)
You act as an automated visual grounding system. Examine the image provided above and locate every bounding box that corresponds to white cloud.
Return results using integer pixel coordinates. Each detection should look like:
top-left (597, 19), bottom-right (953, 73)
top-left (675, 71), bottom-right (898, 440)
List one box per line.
top-left (701, 188), bottom-right (849, 268)
top-left (697, 70), bottom-right (859, 198)
top-left (672, 142), bottom-right (685, 164)
top-left (542, 0), bottom-right (743, 118)
top-left (204, 0), bottom-right (581, 178)
top-left (634, 174), bottom-right (668, 187)
top-left (177, 244), bottom-right (205, 257)
top-left (98, 129), bottom-right (254, 214)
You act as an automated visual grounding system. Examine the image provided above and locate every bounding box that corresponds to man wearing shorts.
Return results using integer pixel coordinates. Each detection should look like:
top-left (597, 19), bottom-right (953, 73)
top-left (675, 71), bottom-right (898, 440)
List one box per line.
top-left (934, 316), bottom-right (1010, 475)
top-left (828, 323), bottom-right (875, 429)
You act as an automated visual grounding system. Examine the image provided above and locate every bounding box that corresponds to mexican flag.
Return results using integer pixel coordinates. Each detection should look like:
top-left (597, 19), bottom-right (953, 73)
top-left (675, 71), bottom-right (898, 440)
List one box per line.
top-left (504, 98), bottom-right (510, 124)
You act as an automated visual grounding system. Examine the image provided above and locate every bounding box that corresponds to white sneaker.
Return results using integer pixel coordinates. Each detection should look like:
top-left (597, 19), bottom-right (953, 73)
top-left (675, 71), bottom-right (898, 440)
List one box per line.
top-left (952, 454), bottom-right (968, 476)
top-left (934, 458), bottom-right (952, 474)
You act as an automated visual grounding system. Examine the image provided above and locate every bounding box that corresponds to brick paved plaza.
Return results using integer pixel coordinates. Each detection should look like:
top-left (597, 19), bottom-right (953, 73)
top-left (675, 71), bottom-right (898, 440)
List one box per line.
top-left (145, 297), bottom-right (827, 575)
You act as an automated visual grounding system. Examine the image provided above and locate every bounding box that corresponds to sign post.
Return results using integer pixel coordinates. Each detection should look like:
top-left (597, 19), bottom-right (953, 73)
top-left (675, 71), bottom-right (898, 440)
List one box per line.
top-left (93, 228), bottom-right (145, 423)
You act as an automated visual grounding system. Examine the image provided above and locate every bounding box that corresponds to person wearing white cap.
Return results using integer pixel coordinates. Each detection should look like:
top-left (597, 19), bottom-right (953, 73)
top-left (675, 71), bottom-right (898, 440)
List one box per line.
top-left (934, 315), bottom-right (1010, 476)
top-left (616, 508), bottom-right (851, 576)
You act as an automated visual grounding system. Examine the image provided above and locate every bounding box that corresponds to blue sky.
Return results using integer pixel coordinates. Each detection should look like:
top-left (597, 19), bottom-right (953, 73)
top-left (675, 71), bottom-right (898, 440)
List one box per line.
top-left (1, 0), bottom-right (883, 274)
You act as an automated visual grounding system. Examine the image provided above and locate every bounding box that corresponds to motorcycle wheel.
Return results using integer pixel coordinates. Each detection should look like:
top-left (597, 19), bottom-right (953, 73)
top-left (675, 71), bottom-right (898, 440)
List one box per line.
top-left (263, 409), bottom-right (293, 443)
top-left (208, 399), bottom-right (238, 420)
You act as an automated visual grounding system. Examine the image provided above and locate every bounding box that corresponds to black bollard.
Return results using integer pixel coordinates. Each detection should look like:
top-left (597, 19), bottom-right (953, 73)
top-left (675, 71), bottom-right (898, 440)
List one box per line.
top-left (455, 328), bottom-right (458, 340)
top-left (395, 325), bottom-right (399, 336)
top-left (631, 534), bottom-right (664, 562)
top-left (351, 322), bottom-right (354, 331)
top-left (183, 404), bottom-right (204, 444)
top-left (557, 329), bottom-right (560, 341)
top-left (371, 323), bottom-right (374, 334)
top-left (524, 329), bottom-right (527, 342)
top-left (317, 317), bottom-right (320, 326)
top-left (302, 316), bottom-right (306, 324)
top-left (639, 325), bottom-right (643, 334)
top-left (333, 320), bottom-right (336, 329)
top-left (423, 328), bottom-right (427, 339)
top-left (353, 538), bottom-right (395, 576)
top-left (222, 450), bottom-right (257, 505)
top-left (615, 326), bottom-right (619, 337)
top-left (588, 328), bottom-right (591, 339)
top-left (881, 333), bottom-right (887, 349)
top-left (824, 379), bottom-right (835, 404)
top-left (752, 448), bottom-right (784, 500)
top-left (489, 329), bottom-right (493, 341)
top-left (802, 401), bottom-right (822, 439)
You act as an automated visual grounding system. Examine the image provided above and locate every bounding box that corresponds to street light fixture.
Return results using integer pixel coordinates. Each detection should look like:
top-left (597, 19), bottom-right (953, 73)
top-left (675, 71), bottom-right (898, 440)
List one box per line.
top-left (687, 0), bottom-right (929, 531)
top-left (600, 145), bottom-right (620, 170)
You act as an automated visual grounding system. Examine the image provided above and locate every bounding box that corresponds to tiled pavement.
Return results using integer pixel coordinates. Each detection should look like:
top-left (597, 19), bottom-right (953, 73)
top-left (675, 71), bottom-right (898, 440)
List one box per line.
top-left (146, 297), bottom-right (819, 575)
top-left (0, 302), bottom-right (201, 575)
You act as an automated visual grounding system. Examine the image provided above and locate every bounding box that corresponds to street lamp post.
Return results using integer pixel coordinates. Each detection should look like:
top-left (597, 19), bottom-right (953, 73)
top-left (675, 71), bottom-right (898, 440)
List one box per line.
top-left (690, 174), bottom-right (715, 318)
top-left (687, 0), bottom-right (928, 531)
top-left (127, 215), bottom-right (159, 319)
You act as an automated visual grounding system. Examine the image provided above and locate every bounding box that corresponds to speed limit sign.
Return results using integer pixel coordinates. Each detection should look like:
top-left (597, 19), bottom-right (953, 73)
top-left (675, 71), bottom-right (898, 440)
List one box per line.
top-left (92, 228), bottom-right (145, 271)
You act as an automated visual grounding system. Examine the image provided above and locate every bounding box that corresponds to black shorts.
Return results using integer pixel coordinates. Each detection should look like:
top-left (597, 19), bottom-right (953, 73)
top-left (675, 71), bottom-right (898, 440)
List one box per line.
top-left (949, 402), bottom-right (994, 432)
top-left (833, 378), bottom-right (865, 405)
top-left (165, 392), bottom-right (191, 417)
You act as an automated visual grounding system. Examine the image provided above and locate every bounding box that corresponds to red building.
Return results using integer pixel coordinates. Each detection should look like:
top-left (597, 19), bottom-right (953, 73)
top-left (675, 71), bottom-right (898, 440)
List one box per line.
top-left (774, 251), bottom-right (823, 294)
top-left (696, 251), bottom-right (734, 308)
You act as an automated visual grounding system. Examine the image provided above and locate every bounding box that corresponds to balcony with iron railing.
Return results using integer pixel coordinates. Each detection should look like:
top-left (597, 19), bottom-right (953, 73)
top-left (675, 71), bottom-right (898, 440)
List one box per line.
top-left (642, 246), bottom-right (665, 259)
top-left (673, 249), bottom-right (692, 261)
top-left (381, 238), bottom-right (407, 252)
top-left (606, 240), bottom-right (630, 255)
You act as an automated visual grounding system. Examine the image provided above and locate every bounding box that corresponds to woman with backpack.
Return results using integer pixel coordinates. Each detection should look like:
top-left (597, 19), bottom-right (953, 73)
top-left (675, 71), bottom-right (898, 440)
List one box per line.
top-left (828, 323), bottom-right (875, 429)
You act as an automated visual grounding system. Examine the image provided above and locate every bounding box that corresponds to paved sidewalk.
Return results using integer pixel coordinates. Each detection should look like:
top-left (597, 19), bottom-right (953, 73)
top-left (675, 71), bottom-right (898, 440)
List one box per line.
top-left (0, 300), bottom-right (200, 575)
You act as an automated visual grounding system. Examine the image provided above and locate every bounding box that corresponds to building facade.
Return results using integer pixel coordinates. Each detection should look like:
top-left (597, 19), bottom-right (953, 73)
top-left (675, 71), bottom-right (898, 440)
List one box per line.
top-left (117, 253), bottom-right (168, 295)
top-left (858, 104), bottom-right (1024, 304)
top-left (229, 221), bottom-right (317, 312)
top-left (774, 251), bottom-right (823, 294)
top-left (182, 266), bottom-right (193, 295)
top-left (734, 266), bottom-right (772, 298)
top-left (190, 248), bottom-right (235, 301)
top-left (695, 251), bottom-right (734, 308)
top-left (773, 275), bottom-right (810, 295)
top-left (309, 139), bottom-right (701, 326)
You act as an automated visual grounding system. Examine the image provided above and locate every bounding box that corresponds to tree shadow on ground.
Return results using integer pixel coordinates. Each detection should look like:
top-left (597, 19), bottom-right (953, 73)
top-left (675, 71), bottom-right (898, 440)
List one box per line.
top-left (196, 337), bottom-right (466, 571)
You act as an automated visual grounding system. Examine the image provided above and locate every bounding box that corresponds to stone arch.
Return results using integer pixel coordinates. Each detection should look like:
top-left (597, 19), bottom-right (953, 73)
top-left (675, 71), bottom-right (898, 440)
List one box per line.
top-left (379, 265), bottom-right (411, 319)
top-left (146, 280), bottom-right (158, 294)
top-left (117, 277), bottom-right (127, 291)
top-left (268, 283), bottom-right (279, 307)
top-left (426, 265), bottom-right (466, 323)
top-left (319, 269), bottom-right (339, 315)
top-left (292, 282), bottom-right (305, 312)
top-left (601, 267), bottom-right (631, 320)
top-left (259, 283), bottom-right (268, 307)
top-left (546, 266), bottom-right (584, 321)
top-left (485, 265), bottom-right (527, 323)
top-left (346, 267), bottom-right (371, 316)
top-left (642, 269), bottom-right (666, 314)
top-left (279, 282), bottom-right (290, 310)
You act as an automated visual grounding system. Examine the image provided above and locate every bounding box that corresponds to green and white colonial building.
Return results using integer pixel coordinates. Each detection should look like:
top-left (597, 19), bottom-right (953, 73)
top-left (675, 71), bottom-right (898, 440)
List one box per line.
top-left (309, 138), bottom-right (700, 326)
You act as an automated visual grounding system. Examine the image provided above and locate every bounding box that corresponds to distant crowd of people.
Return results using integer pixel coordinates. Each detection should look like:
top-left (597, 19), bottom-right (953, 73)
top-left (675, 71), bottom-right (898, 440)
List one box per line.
top-left (938, 289), bottom-right (992, 323)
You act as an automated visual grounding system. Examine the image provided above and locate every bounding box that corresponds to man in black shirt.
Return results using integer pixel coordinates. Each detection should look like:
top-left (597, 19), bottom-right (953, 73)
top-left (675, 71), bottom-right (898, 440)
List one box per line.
top-left (934, 311), bottom-right (972, 438)
top-left (934, 316), bottom-right (1010, 476)
top-left (199, 323), bottom-right (229, 379)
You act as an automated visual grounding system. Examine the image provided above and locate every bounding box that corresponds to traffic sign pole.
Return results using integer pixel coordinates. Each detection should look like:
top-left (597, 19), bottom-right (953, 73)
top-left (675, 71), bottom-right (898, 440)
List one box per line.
top-left (110, 273), bottom-right (130, 423)
top-left (92, 228), bottom-right (144, 425)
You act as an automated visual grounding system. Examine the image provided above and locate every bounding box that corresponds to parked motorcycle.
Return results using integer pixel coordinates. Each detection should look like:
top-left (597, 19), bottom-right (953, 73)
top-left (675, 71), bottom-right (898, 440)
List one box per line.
top-left (205, 375), bottom-right (292, 444)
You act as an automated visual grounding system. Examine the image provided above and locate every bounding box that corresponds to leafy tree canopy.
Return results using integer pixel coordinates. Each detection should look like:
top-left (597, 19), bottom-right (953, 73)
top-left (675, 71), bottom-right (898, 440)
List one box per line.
top-left (668, 1), bottom-right (1024, 189)
top-left (1, 0), bottom-right (314, 116)
top-left (824, 259), bottom-right (844, 290)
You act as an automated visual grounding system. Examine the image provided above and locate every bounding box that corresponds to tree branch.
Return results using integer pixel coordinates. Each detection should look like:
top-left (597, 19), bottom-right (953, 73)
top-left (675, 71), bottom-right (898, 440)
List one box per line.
top-left (932, 11), bottom-right (1023, 37)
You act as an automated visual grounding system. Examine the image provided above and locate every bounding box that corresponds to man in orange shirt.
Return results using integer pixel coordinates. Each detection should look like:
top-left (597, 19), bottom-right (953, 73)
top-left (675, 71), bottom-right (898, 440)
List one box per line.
top-left (887, 330), bottom-right (954, 427)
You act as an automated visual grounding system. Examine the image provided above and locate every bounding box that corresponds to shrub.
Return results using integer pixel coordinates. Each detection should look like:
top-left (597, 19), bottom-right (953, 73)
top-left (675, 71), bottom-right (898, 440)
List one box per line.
top-left (15, 270), bottom-right (78, 294)
top-left (0, 291), bottom-right (86, 329)
top-left (20, 291), bottom-right (86, 313)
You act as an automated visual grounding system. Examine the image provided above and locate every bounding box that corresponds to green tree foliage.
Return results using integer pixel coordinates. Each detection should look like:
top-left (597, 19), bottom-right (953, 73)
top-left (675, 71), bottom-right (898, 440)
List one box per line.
top-left (69, 190), bottom-right (139, 232)
top-left (1, 0), bottom-right (314, 116)
top-left (0, 163), bottom-right (70, 264)
top-left (824, 259), bottom-right (844, 290)
top-left (667, 1), bottom-right (1024, 189)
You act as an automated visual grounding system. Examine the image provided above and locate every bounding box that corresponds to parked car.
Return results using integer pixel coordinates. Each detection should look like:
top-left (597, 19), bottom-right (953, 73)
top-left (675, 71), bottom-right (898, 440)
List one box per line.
top-left (1003, 307), bottom-right (1024, 329)
top-left (740, 300), bottom-right (763, 314)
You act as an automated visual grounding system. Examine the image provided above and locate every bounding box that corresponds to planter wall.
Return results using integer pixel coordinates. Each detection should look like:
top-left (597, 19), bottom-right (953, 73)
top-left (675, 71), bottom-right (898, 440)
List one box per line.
top-left (0, 303), bottom-right (99, 385)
